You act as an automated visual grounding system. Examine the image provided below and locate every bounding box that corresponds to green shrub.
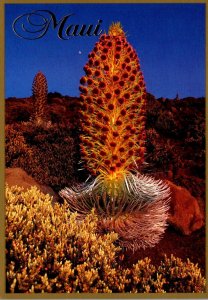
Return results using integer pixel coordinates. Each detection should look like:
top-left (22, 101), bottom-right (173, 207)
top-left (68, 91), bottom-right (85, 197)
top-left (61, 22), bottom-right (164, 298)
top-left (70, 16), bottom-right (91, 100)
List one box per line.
top-left (5, 124), bottom-right (32, 165)
top-left (145, 129), bottom-right (174, 171)
top-left (6, 185), bottom-right (206, 293)
top-left (5, 122), bottom-right (77, 191)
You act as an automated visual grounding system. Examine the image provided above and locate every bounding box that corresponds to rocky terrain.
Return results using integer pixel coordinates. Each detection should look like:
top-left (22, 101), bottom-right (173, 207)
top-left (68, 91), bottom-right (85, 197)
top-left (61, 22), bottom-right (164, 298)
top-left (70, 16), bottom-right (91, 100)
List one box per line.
top-left (5, 92), bottom-right (205, 274)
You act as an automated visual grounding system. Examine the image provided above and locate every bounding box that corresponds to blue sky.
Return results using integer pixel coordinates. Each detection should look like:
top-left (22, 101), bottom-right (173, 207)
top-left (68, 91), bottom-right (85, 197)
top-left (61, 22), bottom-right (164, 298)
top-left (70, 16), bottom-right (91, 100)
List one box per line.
top-left (5, 3), bottom-right (205, 99)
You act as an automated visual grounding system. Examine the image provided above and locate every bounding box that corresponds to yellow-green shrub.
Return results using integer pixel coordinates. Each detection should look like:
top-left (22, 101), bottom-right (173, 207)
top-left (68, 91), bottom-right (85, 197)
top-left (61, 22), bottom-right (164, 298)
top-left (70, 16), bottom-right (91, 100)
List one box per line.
top-left (156, 255), bottom-right (206, 293)
top-left (6, 185), bottom-right (206, 293)
top-left (6, 185), bottom-right (123, 293)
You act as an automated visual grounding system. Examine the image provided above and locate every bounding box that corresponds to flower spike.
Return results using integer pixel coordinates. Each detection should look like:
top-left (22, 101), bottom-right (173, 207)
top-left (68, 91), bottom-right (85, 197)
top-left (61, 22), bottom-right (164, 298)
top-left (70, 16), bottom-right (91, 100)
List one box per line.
top-left (60, 22), bottom-right (170, 251)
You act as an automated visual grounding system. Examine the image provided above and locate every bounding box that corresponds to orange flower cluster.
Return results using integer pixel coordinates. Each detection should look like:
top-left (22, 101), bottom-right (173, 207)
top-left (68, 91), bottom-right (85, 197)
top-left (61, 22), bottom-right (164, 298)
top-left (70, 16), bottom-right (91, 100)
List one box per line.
top-left (79, 23), bottom-right (146, 178)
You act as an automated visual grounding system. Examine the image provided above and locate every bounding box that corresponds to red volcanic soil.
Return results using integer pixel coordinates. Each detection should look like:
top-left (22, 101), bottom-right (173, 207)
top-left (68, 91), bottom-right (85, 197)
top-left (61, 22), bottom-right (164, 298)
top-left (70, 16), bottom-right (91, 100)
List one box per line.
top-left (5, 92), bottom-right (206, 274)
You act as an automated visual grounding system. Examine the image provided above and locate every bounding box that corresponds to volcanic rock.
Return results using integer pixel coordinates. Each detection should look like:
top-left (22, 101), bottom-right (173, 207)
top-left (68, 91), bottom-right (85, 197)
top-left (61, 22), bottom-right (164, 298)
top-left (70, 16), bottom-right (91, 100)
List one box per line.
top-left (5, 167), bottom-right (60, 204)
top-left (167, 180), bottom-right (204, 235)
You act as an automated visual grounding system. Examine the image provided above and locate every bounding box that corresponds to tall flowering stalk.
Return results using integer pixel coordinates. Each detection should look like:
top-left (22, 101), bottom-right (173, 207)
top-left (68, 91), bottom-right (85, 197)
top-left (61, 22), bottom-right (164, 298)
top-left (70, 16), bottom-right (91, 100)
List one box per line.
top-left (32, 71), bottom-right (48, 126)
top-left (60, 23), bottom-right (170, 250)
top-left (79, 23), bottom-right (146, 179)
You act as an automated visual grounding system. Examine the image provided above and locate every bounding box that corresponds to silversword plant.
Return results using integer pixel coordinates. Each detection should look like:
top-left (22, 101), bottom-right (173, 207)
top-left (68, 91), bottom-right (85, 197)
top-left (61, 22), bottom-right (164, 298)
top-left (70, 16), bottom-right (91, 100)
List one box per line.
top-left (60, 23), bottom-right (170, 251)
top-left (32, 71), bottom-right (48, 126)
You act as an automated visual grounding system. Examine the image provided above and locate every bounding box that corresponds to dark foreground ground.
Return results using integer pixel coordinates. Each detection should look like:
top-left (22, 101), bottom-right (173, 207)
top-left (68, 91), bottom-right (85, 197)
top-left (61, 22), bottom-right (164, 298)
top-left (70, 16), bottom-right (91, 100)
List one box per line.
top-left (125, 226), bottom-right (205, 275)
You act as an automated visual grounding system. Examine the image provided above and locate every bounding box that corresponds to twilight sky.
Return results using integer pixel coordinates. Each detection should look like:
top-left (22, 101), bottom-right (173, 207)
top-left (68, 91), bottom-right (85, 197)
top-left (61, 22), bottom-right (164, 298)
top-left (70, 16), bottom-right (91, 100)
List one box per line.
top-left (5, 3), bottom-right (205, 99)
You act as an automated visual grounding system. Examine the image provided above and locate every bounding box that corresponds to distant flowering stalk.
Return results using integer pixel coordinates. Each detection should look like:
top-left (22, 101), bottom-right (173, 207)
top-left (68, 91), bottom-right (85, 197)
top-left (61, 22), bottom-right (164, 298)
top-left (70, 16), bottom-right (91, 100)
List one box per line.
top-left (60, 23), bottom-right (170, 250)
top-left (32, 71), bottom-right (48, 126)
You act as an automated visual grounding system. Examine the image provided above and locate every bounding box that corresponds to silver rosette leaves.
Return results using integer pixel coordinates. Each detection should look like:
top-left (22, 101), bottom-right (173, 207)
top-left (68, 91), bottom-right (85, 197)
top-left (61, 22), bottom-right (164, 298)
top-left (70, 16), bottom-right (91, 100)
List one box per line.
top-left (59, 172), bottom-right (170, 251)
